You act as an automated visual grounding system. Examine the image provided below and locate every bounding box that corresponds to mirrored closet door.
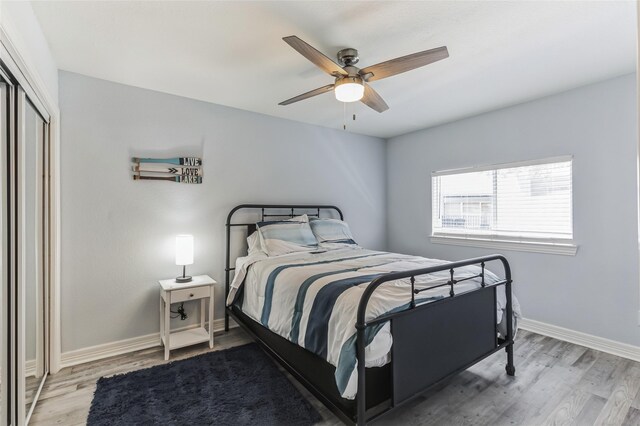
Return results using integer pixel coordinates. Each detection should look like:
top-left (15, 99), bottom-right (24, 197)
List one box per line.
top-left (0, 61), bottom-right (52, 425)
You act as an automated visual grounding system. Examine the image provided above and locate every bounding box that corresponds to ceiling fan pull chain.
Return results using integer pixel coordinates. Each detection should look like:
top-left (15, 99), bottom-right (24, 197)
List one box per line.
top-left (343, 102), bottom-right (347, 130)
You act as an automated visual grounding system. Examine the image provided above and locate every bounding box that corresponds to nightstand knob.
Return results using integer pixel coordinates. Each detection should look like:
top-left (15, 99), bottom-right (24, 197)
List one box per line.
top-left (189, 293), bottom-right (194, 297)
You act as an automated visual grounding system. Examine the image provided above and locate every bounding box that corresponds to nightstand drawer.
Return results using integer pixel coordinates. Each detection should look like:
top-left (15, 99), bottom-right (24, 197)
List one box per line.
top-left (171, 286), bottom-right (210, 303)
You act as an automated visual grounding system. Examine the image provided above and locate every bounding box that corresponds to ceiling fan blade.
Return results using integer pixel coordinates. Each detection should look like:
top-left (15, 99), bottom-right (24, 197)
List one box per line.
top-left (283, 36), bottom-right (347, 77)
top-left (359, 46), bottom-right (449, 82)
top-left (361, 84), bottom-right (389, 113)
top-left (279, 84), bottom-right (335, 106)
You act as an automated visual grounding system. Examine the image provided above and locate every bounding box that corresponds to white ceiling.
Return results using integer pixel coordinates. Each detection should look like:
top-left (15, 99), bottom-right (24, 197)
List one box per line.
top-left (32, 1), bottom-right (636, 139)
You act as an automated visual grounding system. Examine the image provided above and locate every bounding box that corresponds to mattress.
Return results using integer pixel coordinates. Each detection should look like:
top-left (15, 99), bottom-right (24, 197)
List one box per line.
top-left (226, 247), bottom-right (520, 399)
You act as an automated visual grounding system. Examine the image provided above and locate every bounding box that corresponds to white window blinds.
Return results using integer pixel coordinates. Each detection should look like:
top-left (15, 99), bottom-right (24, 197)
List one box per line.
top-left (432, 157), bottom-right (573, 242)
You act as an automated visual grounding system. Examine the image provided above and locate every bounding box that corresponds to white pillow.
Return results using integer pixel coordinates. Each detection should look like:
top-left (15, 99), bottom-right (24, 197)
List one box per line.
top-left (247, 231), bottom-right (265, 256)
top-left (257, 214), bottom-right (318, 256)
top-left (309, 218), bottom-right (358, 249)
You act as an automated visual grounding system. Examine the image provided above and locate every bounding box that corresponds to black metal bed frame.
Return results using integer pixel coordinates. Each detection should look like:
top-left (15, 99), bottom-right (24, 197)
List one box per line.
top-left (225, 204), bottom-right (515, 425)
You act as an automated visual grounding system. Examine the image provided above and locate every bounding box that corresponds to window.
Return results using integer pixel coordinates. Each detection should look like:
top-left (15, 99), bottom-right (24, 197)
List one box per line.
top-left (431, 157), bottom-right (576, 255)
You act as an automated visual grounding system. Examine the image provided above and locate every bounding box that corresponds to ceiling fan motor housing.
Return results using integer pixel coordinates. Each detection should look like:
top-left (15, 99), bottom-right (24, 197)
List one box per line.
top-left (337, 48), bottom-right (359, 66)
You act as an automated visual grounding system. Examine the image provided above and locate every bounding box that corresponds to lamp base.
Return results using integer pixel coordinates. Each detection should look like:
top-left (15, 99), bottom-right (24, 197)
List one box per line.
top-left (175, 275), bottom-right (192, 283)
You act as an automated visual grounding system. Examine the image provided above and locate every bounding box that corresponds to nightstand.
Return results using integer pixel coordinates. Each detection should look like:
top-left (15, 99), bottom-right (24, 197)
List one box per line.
top-left (158, 275), bottom-right (216, 360)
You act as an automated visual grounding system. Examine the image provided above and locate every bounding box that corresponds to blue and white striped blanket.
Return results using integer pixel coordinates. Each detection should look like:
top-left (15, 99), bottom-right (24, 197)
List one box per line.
top-left (226, 247), bottom-right (520, 399)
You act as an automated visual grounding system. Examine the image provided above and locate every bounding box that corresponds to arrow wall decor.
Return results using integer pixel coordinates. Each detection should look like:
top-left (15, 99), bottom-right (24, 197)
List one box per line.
top-left (132, 157), bottom-right (202, 166)
top-left (133, 175), bottom-right (202, 184)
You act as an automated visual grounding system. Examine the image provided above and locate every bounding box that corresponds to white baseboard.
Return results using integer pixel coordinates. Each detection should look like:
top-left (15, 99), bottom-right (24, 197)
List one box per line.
top-left (61, 316), bottom-right (640, 371)
top-left (519, 318), bottom-right (640, 363)
top-left (59, 318), bottom-right (237, 369)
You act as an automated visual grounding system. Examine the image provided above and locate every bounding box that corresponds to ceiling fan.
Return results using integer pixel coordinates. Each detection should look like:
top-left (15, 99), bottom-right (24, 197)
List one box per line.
top-left (278, 36), bottom-right (449, 113)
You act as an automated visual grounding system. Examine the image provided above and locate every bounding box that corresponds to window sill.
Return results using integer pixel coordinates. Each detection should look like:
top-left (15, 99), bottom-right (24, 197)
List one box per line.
top-left (430, 235), bottom-right (577, 256)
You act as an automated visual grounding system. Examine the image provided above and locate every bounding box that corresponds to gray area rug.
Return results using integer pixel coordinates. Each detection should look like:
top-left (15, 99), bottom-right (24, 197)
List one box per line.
top-left (87, 343), bottom-right (322, 425)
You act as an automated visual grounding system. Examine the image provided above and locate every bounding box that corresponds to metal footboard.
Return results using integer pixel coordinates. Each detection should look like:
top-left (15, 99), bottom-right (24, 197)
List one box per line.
top-left (355, 255), bottom-right (514, 425)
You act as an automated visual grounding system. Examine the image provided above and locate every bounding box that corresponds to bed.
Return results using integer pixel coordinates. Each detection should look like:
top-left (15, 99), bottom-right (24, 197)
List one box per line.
top-left (225, 204), bottom-right (519, 425)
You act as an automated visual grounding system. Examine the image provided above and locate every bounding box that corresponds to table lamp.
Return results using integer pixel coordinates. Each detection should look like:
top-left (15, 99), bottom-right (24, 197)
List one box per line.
top-left (175, 234), bottom-right (194, 283)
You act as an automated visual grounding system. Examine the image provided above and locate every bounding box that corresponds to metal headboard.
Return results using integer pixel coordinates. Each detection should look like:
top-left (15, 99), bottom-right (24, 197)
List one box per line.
top-left (224, 204), bottom-right (343, 331)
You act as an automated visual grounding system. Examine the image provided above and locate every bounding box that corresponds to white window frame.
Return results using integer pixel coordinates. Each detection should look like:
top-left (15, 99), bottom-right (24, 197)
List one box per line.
top-left (430, 156), bottom-right (577, 256)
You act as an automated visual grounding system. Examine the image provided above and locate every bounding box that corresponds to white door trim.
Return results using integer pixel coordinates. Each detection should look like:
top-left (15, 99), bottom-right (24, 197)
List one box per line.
top-left (0, 19), bottom-right (60, 424)
top-left (0, 15), bottom-right (62, 381)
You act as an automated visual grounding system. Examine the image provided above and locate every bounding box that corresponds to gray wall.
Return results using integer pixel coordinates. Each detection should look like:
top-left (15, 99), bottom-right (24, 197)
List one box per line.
top-left (61, 70), bottom-right (640, 353)
top-left (59, 71), bottom-right (387, 352)
top-left (387, 74), bottom-right (640, 346)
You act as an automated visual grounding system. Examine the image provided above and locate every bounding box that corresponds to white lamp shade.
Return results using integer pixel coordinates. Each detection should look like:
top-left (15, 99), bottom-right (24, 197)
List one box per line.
top-left (175, 235), bottom-right (194, 266)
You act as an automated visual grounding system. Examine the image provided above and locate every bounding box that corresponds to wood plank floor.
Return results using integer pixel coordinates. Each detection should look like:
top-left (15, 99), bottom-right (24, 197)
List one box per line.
top-left (29, 329), bottom-right (640, 426)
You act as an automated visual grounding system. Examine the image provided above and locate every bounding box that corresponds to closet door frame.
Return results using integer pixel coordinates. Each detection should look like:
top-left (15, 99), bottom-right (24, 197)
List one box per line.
top-left (1, 73), bottom-right (14, 426)
top-left (1, 24), bottom-right (61, 426)
top-left (4, 72), bottom-right (51, 426)
top-left (15, 86), bottom-right (26, 426)
top-left (0, 77), bottom-right (5, 426)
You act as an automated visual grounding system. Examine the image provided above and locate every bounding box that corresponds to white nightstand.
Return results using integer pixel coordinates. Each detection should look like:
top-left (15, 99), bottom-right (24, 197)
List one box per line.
top-left (158, 275), bottom-right (216, 360)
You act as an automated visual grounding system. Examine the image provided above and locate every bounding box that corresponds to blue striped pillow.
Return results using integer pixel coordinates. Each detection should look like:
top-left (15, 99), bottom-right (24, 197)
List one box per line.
top-left (257, 215), bottom-right (318, 256)
top-left (309, 218), bottom-right (357, 248)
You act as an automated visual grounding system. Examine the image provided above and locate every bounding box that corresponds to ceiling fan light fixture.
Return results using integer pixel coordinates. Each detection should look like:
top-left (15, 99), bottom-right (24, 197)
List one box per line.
top-left (334, 76), bottom-right (364, 103)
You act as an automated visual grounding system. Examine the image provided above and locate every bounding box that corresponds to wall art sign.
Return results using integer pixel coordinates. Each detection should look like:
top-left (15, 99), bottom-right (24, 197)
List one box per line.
top-left (131, 157), bottom-right (203, 184)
